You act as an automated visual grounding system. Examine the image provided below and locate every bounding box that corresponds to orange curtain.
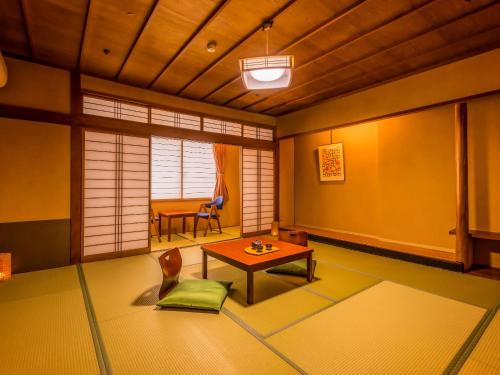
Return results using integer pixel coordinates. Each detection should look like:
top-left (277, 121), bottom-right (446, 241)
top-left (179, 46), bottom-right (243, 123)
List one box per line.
top-left (213, 144), bottom-right (229, 202)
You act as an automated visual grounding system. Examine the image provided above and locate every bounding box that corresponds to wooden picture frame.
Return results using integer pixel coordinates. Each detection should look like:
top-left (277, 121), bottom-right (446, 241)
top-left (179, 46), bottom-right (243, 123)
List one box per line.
top-left (318, 143), bottom-right (345, 181)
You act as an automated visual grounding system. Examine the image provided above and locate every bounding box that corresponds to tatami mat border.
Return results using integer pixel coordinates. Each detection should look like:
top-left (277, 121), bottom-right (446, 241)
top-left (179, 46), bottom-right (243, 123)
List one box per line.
top-left (77, 264), bottom-right (113, 375)
top-left (446, 301), bottom-right (500, 375)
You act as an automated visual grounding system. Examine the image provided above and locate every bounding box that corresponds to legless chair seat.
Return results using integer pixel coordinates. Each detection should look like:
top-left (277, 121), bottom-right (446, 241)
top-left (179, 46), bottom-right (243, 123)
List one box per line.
top-left (267, 230), bottom-right (317, 277)
top-left (157, 248), bottom-right (232, 312)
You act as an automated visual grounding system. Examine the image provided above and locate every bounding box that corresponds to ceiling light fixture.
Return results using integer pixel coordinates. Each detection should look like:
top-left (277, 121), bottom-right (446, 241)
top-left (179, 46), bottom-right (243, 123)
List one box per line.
top-left (207, 40), bottom-right (217, 53)
top-left (239, 20), bottom-right (293, 90)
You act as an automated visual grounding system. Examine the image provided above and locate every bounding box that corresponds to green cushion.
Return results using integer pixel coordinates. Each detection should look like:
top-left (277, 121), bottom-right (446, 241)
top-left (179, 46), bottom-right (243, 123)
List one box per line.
top-left (157, 279), bottom-right (232, 312)
top-left (266, 259), bottom-right (317, 277)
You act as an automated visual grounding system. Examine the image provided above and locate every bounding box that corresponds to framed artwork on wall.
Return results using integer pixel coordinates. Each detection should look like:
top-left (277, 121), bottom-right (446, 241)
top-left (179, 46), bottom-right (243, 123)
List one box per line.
top-left (318, 143), bottom-right (345, 181)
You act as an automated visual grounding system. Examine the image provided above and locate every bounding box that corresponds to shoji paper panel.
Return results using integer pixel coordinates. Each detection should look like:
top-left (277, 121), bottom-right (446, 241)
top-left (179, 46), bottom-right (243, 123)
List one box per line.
top-left (83, 131), bottom-right (149, 257)
top-left (242, 148), bottom-right (274, 235)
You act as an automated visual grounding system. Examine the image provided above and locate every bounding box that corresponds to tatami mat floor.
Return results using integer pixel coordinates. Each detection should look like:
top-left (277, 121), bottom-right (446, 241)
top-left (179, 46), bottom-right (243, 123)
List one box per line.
top-left (1, 240), bottom-right (499, 374)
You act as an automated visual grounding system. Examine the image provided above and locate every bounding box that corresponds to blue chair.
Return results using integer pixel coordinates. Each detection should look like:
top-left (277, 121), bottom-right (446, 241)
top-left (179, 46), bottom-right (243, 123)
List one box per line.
top-left (195, 196), bottom-right (223, 237)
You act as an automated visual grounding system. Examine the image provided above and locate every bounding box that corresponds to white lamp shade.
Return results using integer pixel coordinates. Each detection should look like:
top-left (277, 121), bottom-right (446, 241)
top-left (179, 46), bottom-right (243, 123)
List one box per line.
top-left (240, 55), bottom-right (293, 90)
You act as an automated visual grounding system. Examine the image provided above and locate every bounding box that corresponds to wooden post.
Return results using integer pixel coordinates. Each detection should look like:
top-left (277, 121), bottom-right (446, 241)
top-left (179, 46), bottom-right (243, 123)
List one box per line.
top-left (454, 102), bottom-right (472, 270)
top-left (70, 71), bottom-right (83, 264)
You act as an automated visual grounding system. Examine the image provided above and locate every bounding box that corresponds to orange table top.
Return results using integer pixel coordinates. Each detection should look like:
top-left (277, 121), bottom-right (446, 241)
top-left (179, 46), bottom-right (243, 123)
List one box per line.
top-left (201, 237), bottom-right (313, 267)
top-left (158, 210), bottom-right (198, 217)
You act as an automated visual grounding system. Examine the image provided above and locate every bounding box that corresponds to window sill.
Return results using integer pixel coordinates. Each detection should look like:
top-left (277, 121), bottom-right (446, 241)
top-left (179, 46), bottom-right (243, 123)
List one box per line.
top-left (151, 197), bottom-right (212, 203)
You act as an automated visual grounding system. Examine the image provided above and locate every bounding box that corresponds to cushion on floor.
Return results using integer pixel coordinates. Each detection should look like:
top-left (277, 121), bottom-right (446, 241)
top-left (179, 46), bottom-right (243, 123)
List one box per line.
top-left (157, 279), bottom-right (232, 311)
top-left (266, 259), bottom-right (317, 277)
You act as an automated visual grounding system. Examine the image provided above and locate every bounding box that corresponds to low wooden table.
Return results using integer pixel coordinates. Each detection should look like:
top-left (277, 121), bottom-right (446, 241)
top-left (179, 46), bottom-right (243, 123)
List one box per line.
top-left (158, 210), bottom-right (198, 242)
top-left (201, 237), bottom-right (314, 305)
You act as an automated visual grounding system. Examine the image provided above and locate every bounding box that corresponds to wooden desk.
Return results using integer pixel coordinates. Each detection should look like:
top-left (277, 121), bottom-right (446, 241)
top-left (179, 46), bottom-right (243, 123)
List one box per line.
top-left (201, 237), bottom-right (314, 305)
top-left (158, 210), bottom-right (197, 242)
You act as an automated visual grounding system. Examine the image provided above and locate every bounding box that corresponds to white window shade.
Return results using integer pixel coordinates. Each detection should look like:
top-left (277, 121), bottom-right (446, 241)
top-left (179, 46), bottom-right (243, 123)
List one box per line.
top-left (183, 141), bottom-right (216, 198)
top-left (242, 148), bottom-right (274, 234)
top-left (151, 137), bottom-right (181, 199)
top-left (83, 131), bottom-right (149, 257)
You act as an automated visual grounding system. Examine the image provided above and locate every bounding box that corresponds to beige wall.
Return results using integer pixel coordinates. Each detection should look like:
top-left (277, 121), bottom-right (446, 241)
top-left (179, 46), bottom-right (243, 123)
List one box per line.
top-left (151, 144), bottom-right (240, 233)
top-left (290, 93), bottom-right (500, 254)
top-left (468, 94), bottom-right (500, 233)
top-left (277, 48), bottom-right (500, 137)
top-left (279, 138), bottom-right (294, 227)
top-left (0, 118), bottom-right (70, 223)
top-left (0, 57), bottom-right (70, 113)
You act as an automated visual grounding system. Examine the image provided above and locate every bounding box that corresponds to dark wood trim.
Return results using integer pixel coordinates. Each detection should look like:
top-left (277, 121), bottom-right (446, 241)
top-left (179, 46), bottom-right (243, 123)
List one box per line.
top-left (449, 228), bottom-right (500, 242)
top-left (147, 0), bottom-right (230, 88)
top-left (274, 141), bottom-right (280, 222)
top-left (277, 88), bottom-right (500, 140)
top-left (175, 0), bottom-right (297, 95)
top-left (282, 226), bottom-right (462, 271)
top-left (0, 104), bottom-right (71, 124)
top-left (19, 0), bottom-right (34, 58)
top-left (303, 230), bottom-right (463, 272)
top-left (454, 102), bottom-right (472, 270)
top-left (115, 0), bottom-right (161, 80)
top-left (76, 114), bottom-right (276, 149)
top-left (78, 0), bottom-right (91, 70)
top-left (258, 1), bottom-right (498, 114)
top-left (81, 247), bottom-right (149, 263)
top-left (207, 0), bottom-right (367, 103)
top-left (70, 72), bottom-right (83, 264)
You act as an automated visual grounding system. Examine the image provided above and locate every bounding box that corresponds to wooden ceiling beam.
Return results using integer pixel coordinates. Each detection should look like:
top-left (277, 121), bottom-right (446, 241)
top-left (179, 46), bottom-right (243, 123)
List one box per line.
top-left (19, 0), bottom-right (33, 59)
top-left (175, 0), bottom-right (297, 95)
top-left (146, 0), bottom-right (231, 89)
top-left (238, 0), bottom-right (439, 111)
top-left (203, 0), bottom-right (367, 103)
top-left (265, 25), bottom-right (500, 115)
top-left (115, 0), bottom-right (161, 80)
top-left (77, 0), bottom-right (91, 70)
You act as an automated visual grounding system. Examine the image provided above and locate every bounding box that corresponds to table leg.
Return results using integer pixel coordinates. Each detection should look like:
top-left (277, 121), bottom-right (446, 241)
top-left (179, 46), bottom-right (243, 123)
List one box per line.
top-left (202, 251), bottom-right (207, 279)
top-left (158, 215), bottom-right (162, 242)
top-left (168, 217), bottom-right (172, 242)
top-left (182, 217), bottom-right (186, 233)
top-left (193, 216), bottom-right (198, 238)
top-left (247, 271), bottom-right (254, 305)
top-left (307, 253), bottom-right (313, 282)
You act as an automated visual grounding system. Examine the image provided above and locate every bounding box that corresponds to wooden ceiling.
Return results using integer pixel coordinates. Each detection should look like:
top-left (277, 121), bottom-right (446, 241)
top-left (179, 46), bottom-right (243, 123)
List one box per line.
top-left (1, 0), bottom-right (500, 116)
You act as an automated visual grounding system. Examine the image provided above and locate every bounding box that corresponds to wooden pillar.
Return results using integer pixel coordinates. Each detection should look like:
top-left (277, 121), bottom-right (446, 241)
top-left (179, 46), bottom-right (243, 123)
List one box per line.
top-left (454, 102), bottom-right (472, 270)
top-left (70, 71), bottom-right (83, 264)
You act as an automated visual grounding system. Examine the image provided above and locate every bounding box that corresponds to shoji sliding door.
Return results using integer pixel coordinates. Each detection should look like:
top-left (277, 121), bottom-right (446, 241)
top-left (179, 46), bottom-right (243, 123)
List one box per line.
top-left (83, 131), bottom-right (150, 260)
top-left (241, 148), bottom-right (275, 235)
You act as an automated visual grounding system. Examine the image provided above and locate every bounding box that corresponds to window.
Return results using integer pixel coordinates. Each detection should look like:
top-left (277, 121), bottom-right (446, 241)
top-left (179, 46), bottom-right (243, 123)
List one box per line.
top-left (83, 95), bottom-right (149, 123)
top-left (82, 95), bottom-right (274, 141)
top-left (151, 108), bottom-right (201, 130)
top-left (151, 137), bottom-right (216, 200)
top-left (204, 118), bottom-right (242, 136)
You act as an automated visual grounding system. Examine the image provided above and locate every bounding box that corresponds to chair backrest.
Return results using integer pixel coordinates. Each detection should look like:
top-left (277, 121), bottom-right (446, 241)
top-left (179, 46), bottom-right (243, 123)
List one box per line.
top-left (208, 195), bottom-right (224, 209)
top-left (279, 230), bottom-right (308, 247)
top-left (158, 248), bottom-right (182, 299)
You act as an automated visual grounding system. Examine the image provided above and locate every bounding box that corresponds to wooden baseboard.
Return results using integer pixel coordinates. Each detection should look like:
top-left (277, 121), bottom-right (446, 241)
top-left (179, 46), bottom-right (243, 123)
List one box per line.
top-left (282, 225), bottom-right (463, 272)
